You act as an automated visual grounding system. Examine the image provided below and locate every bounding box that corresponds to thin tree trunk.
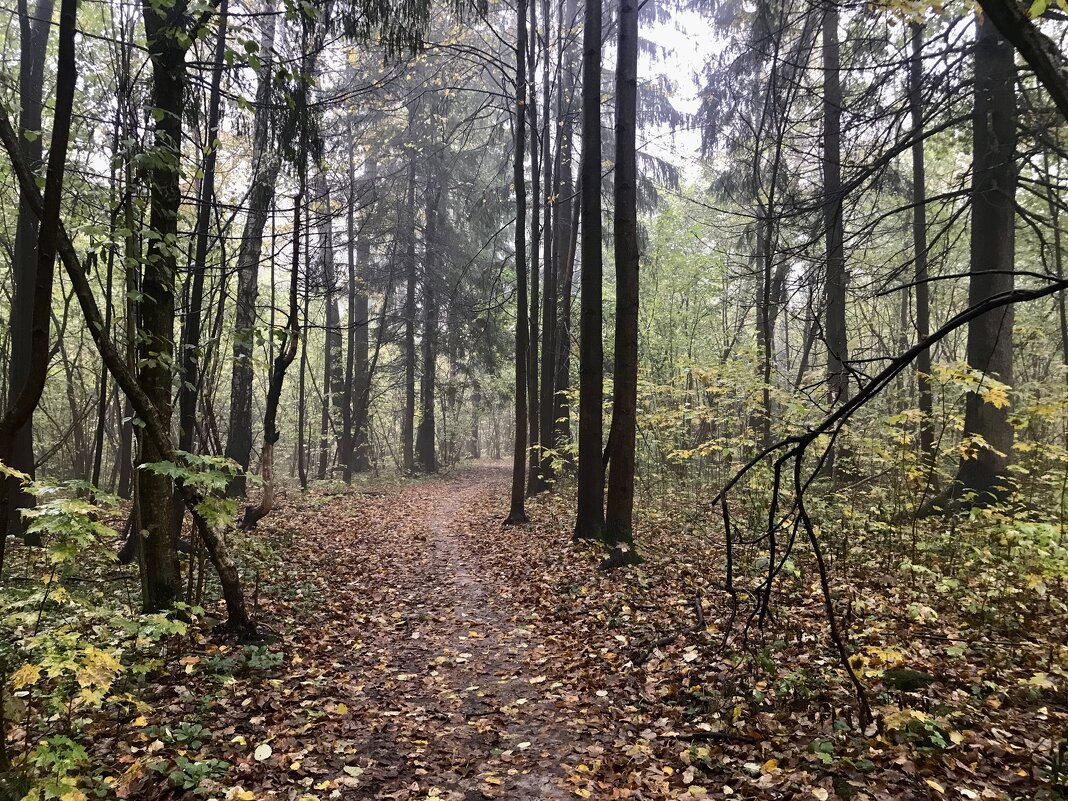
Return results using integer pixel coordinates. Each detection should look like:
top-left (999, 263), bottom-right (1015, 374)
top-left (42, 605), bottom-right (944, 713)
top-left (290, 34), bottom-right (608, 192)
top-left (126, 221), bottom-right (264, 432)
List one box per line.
top-left (317, 177), bottom-right (341, 480)
top-left (92, 107), bottom-right (123, 495)
top-left (823, 4), bottom-right (848, 408)
top-left (225, 6), bottom-right (277, 496)
top-left (297, 230), bottom-right (310, 489)
top-left (342, 131), bottom-right (358, 480)
top-left (507, 0), bottom-right (531, 523)
top-left (416, 181), bottom-right (440, 473)
top-left (573, 0), bottom-right (604, 540)
top-left (910, 22), bottom-right (936, 470)
top-left (241, 188), bottom-right (303, 528)
top-left (535, 0), bottom-right (555, 492)
top-left (173, 0), bottom-right (227, 545)
top-left (353, 159), bottom-right (374, 473)
top-left (402, 157), bottom-right (417, 474)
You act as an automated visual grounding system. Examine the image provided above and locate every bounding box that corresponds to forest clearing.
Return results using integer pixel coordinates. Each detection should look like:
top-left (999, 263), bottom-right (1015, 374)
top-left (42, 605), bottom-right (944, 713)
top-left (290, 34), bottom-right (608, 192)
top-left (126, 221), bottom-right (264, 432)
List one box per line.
top-left (2, 0), bottom-right (1068, 796)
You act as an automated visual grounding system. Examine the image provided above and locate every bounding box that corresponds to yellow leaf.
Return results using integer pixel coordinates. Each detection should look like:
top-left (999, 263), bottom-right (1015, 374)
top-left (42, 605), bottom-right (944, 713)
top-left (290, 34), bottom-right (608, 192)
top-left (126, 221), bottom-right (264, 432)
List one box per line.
top-left (762, 758), bottom-right (779, 772)
top-left (335, 703), bottom-right (349, 715)
top-left (78, 646), bottom-right (123, 690)
top-left (132, 715), bottom-right (148, 727)
top-left (484, 776), bottom-right (502, 785)
top-left (925, 779), bottom-right (945, 794)
top-left (574, 790), bottom-right (591, 799)
top-left (10, 663), bottom-right (41, 689)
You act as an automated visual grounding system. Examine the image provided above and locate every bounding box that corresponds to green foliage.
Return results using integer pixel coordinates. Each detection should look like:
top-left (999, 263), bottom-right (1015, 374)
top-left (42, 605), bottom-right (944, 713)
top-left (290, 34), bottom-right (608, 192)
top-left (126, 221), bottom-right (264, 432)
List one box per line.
top-left (141, 451), bottom-right (244, 527)
top-left (0, 469), bottom-right (203, 800)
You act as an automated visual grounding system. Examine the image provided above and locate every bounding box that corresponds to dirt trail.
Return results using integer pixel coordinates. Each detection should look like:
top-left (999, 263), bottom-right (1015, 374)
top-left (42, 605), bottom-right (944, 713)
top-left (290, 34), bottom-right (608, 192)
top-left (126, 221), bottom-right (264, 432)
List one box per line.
top-left (255, 466), bottom-right (582, 801)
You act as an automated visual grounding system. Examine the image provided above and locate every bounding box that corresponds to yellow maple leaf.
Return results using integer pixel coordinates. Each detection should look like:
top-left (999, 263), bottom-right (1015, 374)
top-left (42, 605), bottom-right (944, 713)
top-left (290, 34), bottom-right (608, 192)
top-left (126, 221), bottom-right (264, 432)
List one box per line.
top-left (10, 662), bottom-right (41, 689)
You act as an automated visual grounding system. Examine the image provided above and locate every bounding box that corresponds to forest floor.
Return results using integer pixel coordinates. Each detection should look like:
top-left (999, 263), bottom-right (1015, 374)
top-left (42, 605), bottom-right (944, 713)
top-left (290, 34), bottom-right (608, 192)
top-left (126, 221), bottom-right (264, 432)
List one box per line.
top-left (110, 463), bottom-right (1067, 801)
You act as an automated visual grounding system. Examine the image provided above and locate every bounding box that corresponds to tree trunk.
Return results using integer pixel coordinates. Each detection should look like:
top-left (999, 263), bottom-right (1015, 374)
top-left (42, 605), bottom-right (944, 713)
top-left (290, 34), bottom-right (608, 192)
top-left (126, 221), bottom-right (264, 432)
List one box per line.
top-left (137, 0), bottom-right (193, 612)
top-left (3, 0), bottom-right (54, 542)
top-left (352, 158), bottom-right (374, 474)
top-left (416, 182), bottom-right (440, 473)
top-left (225, 6), bottom-right (277, 497)
top-left (535, 0), bottom-right (556, 492)
top-left (297, 230), bottom-right (310, 489)
top-left (507, 0), bottom-right (531, 523)
top-left (823, 3), bottom-right (848, 408)
top-left (317, 177), bottom-right (341, 480)
top-left (242, 181), bottom-right (305, 527)
top-left (342, 133), bottom-right (360, 480)
top-left (526, 0), bottom-right (542, 496)
top-left (402, 157), bottom-right (417, 475)
top-left (602, 0), bottom-right (641, 567)
top-left (0, 0), bottom-right (75, 557)
top-left (952, 16), bottom-right (1016, 501)
top-left (173, 0), bottom-right (227, 544)
top-left (573, 0), bottom-right (604, 540)
top-left (910, 22), bottom-right (936, 471)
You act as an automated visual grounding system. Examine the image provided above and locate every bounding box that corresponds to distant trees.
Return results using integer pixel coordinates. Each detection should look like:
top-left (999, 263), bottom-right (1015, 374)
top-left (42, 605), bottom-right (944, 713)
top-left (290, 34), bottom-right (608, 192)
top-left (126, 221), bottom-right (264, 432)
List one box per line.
top-left (4, 0), bottom-right (1068, 625)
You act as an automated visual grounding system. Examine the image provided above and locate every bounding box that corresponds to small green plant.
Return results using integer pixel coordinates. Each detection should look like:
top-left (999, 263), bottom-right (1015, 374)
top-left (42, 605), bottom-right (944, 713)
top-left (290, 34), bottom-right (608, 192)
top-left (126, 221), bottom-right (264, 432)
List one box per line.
top-left (243, 645), bottom-right (283, 672)
top-left (151, 755), bottom-right (231, 795)
top-left (143, 721), bottom-right (213, 750)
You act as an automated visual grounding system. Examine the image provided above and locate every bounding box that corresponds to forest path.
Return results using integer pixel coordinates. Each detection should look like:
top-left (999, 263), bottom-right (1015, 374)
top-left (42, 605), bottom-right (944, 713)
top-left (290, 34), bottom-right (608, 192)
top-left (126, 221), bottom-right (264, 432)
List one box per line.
top-left (244, 464), bottom-right (587, 800)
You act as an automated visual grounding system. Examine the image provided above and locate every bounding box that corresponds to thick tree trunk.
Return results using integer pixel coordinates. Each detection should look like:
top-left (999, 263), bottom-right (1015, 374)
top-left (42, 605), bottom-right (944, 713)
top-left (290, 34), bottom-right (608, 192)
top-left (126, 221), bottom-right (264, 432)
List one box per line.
top-left (602, 0), bottom-right (641, 567)
top-left (507, 0), bottom-right (531, 523)
top-left (137, 0), bottom-right (192, 612)
top-left (0, 0), bottom-right (75, 557)
top-left (573, 0), bottom-right (604, 540)
top-left (4, 0), bottom-right (54, 542)
top-left (526, 0), bottom-right (542, 496)
top-left (225, 7), bottom-right (277, 497)
top-left (952, 17), bottom-right (1016, 500)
